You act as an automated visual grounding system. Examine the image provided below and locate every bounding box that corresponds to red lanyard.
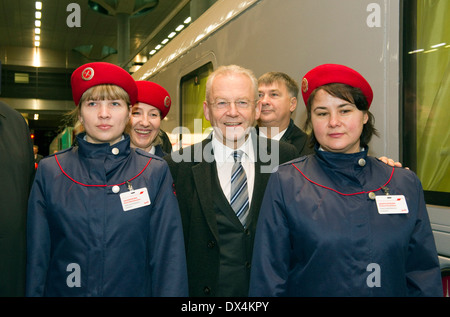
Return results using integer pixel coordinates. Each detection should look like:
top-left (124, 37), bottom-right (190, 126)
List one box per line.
top-left (54, 154), bottom-right (152, 187)
top-left (291, 163), bottom-right (394, 196)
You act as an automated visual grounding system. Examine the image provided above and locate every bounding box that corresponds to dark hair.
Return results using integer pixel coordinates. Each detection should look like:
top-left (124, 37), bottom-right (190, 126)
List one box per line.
top-left (258, 72), bottom-right (299, 98)
top-left (303, 83), bottom-right (379, 149)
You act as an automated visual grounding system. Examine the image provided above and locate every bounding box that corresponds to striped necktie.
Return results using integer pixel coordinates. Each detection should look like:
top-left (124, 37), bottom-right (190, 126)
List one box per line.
top-left (230, 150), bottom-right (249, 227)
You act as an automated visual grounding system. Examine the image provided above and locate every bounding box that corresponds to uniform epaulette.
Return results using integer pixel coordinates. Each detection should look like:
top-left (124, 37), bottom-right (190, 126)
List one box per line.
top-left (47, 146), bottom-right (74, 157)
top-left (279, 154), bottom-right (309, 167)
top-left (134, 147), bottom-right (163, 161)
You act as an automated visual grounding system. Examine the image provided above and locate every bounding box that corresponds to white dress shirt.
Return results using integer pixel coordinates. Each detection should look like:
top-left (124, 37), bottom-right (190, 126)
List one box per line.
top-left (258, 127), bottom-right (287, 141)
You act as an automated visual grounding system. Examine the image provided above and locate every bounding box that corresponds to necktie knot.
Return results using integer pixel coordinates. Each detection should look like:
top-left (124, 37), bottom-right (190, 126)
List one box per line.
top-left (233, 150), bottom-right (243, 162)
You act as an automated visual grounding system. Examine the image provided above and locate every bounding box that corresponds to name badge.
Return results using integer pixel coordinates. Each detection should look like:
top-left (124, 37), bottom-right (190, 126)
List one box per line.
top-left (120, 187), bottom-right (151, 211)
top-left (375, 195), bottom-right (409, 214)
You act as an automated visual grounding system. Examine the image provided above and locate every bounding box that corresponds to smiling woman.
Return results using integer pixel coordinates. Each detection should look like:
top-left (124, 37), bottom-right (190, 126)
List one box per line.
top-left (126, 80), bottom-right (172, 157)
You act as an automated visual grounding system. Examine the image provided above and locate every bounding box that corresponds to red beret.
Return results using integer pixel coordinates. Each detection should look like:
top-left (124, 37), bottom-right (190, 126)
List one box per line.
top-left (301, 64), bottom-right (373, 108)
top-left (71, 62), bottom-right (138, 106)
top-left (135, 81), bottom-right (171, 119)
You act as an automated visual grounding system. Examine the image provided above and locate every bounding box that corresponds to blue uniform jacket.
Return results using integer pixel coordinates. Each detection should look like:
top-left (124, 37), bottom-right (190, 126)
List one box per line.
top-left (249, 147), bottom-right (442, 296)
top-left (26, 133), bottom-right (188, 296)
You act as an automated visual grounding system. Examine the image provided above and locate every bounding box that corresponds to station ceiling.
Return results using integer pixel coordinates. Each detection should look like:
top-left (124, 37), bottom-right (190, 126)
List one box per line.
top-left (0, 0), bottom-right (189, 67)
top-left (0, 0), bottom-right (191, 146)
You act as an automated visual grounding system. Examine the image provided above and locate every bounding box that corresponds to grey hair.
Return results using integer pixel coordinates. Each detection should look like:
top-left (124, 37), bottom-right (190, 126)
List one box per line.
top-left (205, 65), bottom-right (258, 103)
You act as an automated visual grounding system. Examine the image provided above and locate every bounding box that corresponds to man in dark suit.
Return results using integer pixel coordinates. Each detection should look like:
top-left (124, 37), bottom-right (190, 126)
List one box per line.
top-left (33, 145), bottom-right (44, 165)
top-left (257, 71), bottom-right (313, 156)
top-left (165, 65), bottom-right (298, 297)
top-left (0, 101), bottom-right (35, 296)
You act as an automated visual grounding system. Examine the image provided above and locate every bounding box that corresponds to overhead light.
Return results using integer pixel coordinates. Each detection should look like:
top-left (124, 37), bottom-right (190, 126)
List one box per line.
top-left (34, 114), bottom-right (39, 120)
top-left (431, 42), bottom-right (446, 48)
top-left (147, 17), bottom-right (192, 60)
top-left (408, 49), bottom-right (424, 54)
top-left (34, 1), bottom-right (42, 48)
top-left (33, 46), bottom-right (40, 67)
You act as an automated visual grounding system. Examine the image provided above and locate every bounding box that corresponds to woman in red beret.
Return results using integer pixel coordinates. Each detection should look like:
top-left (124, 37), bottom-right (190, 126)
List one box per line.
top-left (249, 64), bottom-right (442, 297)
top-left (26, 62), bottom-right (187, 297)
top-left (127, 81), bottom-right (172, 157)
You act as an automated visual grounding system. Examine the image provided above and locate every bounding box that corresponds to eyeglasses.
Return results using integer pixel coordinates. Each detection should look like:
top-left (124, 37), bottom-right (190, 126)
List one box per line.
top-left (209, 99), bottom-right (254, 109)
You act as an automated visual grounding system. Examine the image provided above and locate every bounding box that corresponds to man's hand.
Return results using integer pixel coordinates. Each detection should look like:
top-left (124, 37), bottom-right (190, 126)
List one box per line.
top-left (378, 156), bottom-right (403, 168)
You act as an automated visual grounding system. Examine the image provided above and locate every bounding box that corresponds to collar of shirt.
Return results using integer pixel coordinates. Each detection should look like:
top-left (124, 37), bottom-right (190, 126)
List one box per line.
top-left (318, 146), bottom-right (365, 152)
top-left (83, 134), bottom-right (126, 143)
top-left (258, 127), bottom-right (287, 141)
top-left (211, 132), bottom-right (256, 166)
top-left (78, 133), bottom-right (129, 159)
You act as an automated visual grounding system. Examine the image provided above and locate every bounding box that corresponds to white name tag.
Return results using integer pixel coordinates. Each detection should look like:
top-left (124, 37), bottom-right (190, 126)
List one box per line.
top-left (375, 195), bottom-right (409, 214)
top-left (120, 187), bottom-right (151, 211)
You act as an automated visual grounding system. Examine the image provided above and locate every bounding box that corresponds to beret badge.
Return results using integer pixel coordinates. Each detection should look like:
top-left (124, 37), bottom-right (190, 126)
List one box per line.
top-left (81, 67), bottom-right (94, 81)
top-left (164, 96), bottom-right (171, 108)
top-left (301, 77), bottom-right (308, 93)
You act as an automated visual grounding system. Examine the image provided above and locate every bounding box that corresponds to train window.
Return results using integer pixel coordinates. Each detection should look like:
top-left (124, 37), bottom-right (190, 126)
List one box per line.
top-left (402, 0), bottom-right (450, 206)
top-left (179, 62), bottom-right (213, 147)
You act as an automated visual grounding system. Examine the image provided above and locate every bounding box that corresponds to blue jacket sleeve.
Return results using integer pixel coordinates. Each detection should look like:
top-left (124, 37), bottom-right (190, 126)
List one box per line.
top-left (405, 175), bottom-right (443, 296)
top-left (249, 171), bottom-right (291, 296)
top-left (26, 166), bottom-right (51, 296)
top-left (148, 162), bottom-right (188, 297)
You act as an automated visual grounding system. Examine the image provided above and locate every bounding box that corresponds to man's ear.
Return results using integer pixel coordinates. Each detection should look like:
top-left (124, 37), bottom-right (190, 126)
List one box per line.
top-left (290, 97), bottom-right (298, 113)
top-left (203, 101), bottom-right (210, 122)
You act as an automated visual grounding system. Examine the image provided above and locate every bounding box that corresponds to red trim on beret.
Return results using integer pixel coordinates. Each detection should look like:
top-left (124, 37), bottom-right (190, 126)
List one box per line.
top-left (301, 64), bottom-right (373, 108)
top-left (135, 81), bottom-right (171, 119)
top-left (71, 62), bottom-right (138, 106)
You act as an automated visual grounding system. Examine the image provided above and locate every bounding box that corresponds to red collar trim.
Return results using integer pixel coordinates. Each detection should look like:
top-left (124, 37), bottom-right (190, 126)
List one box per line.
top-left (55, 154), bottom-right (152, 187)
top-left (291, 163), bottom-right (394, 196)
